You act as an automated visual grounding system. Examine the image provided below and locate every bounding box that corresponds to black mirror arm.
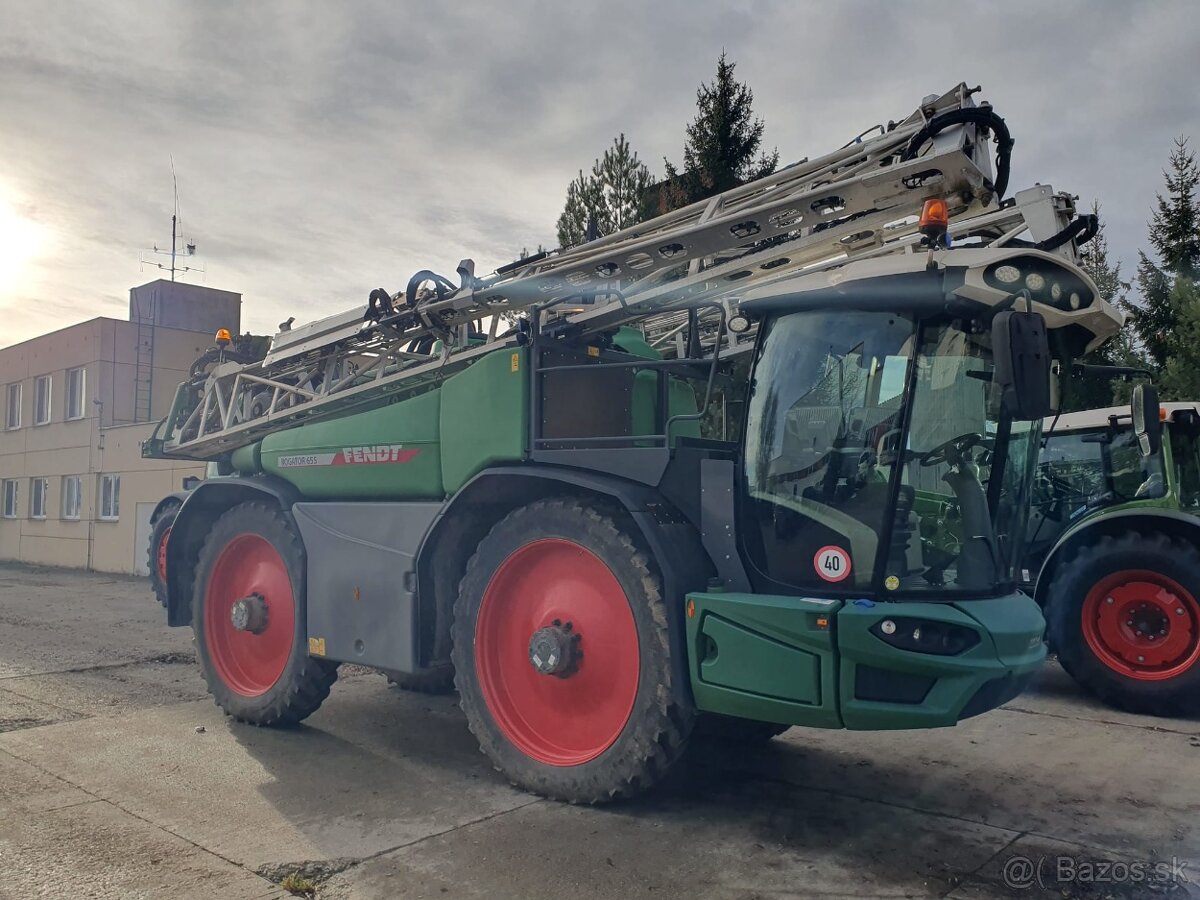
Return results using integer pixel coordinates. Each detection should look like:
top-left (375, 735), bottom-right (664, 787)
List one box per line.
top-left (1073, 363), bottom-right (1155, 381)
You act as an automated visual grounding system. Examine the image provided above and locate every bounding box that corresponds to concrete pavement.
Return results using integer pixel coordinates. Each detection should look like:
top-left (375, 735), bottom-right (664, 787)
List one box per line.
top-left (0, 562), bottom-right (1197, 899)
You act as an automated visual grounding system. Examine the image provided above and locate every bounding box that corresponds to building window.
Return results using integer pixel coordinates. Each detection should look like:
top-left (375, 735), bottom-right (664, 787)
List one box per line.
top-left (5, 383), bottom-right (19, 430)
top-left (62, 476), bottom-right (81, 520)
top-left (67, 367), bottom-right (86, 420)
top-left (2, 480), bottom-right (17, 518)
top-left (99, 474), bottom-right (120, 521)
top-left (34, 375), bottom-right (51, 426)
top-left (30, 478), bottom-right (48, 519)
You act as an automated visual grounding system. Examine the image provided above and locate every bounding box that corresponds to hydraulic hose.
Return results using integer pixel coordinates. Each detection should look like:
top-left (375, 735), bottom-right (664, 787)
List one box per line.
top-left (403, 270), bottom-right (458, 308)
top-left (1035, 213), bottom-right (1099, 252)
top-left (901, 107), bottom-right (1013, 200)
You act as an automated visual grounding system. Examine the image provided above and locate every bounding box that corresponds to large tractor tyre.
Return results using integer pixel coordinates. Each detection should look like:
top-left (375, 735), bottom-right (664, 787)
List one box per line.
top-left (451, 498), bottom-right (694, 803)
top-left (1047, 532), bottom-right (1200, 717)
top-left (384, 664), bottom-right (456, 694)
top-left (695, 713), bottom-right (789, 744)
top-left (148, 501), bottom-right (181, 608)
top-left (192, 501), bottom-right (338, 725)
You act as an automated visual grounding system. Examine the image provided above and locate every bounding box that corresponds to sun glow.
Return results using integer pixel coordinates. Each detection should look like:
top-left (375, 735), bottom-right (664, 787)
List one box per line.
top-left (0, 189), bottom-right (47, 298)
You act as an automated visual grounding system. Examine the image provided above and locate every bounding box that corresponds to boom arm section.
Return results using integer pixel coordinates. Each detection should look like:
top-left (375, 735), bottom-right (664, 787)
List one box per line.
top-left (144, 83), bottom-right (1093, 461)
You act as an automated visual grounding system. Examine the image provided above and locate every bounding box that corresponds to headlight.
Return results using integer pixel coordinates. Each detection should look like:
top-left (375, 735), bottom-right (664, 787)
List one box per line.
top-left (870, 617), bottom-right (981, 656)
top-left (984, 257), bottom-right (1094, 312)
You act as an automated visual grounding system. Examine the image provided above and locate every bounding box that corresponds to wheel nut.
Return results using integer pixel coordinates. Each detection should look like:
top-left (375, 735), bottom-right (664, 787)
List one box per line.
top-left (1106, 597), bottom-right (1114, 605)
top-left (1138, 655), bottom-right (1146, 663)
top-left (528, 623), bottom-right (582, 678)
top-left (230, 594), bottom-right (268, 634)
top-left (1179, 608), bottom-right (1186, 616)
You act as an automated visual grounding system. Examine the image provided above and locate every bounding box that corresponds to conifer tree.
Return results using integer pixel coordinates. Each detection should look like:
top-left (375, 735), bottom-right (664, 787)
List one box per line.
top-left (660, 52), bottom-right (779, 212)
top-left (556, 134), bottom-right (653, 249)
top-left (1124, 137), bottom-right (1199, 368)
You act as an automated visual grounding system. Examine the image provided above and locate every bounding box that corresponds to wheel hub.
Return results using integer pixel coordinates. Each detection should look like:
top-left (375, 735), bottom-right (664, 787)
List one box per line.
top-left (1083, 570), bottom-right (1200, 681)
top-left (528, 620), bottom-right (582, 678)
top-left (230, 593), bottom-right (269, 635)
top-left (157, 527), bottom-right (171, 581)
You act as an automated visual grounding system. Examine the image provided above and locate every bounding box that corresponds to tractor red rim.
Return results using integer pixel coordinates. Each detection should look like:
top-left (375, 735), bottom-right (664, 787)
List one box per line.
top-left (156, 526), bottom-right (171, 582)
top-left (474, 538), bottom-right (639, 766)
top-left (203, 533), bottom-right (295, 696)
top-left (1082, 569), bottom-right (1200, 681)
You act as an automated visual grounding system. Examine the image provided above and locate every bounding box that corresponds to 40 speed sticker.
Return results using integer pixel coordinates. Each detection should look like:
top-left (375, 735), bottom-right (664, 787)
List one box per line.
top-left (814, 545), bottom-right (851, 583)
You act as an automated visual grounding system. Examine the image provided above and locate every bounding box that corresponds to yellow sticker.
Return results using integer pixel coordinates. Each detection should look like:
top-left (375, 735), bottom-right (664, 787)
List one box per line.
top-left (308, 637), bottom-right (327, 657)
top-left (510, 352), bottom-right (520, 372)
top-left (587, 345), bottom-right (600, 357)
top-left (885, 575), bottom-right (900, 591)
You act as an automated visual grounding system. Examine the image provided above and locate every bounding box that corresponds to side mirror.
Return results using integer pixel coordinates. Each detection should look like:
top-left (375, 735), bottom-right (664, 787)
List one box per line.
top-left (1131, 383), bottom-right (1163, 457)
top-left (992, 310), bottom-right (1052, 420)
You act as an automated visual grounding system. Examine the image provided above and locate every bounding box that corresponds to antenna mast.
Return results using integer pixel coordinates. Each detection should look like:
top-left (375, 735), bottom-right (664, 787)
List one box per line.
top-left (141, 158), bottom-right (204, 281)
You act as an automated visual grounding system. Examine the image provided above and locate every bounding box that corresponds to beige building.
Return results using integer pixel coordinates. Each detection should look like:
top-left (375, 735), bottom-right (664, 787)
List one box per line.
top-left (0, 280), bottom-right (240, 574)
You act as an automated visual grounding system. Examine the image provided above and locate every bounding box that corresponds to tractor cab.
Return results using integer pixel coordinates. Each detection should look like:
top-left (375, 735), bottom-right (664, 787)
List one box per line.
top-left (1026, 398), bottom-right (1200, 575)
top-left (1020, 396), bottom-right (1200, 717)
top-left (733, 247), bottom-right (1118, 604)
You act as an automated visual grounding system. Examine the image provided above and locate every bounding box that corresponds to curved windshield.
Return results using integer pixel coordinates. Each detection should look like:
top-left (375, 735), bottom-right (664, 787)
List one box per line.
top-left (741, 309), bottom-right (1041, 597)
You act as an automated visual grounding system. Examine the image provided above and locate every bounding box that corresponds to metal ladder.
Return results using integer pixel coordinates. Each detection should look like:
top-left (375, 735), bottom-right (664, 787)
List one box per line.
top-left (153, 83), bottom-right (1085, 460)
top-left (132, 289), bottom-right (156, 423)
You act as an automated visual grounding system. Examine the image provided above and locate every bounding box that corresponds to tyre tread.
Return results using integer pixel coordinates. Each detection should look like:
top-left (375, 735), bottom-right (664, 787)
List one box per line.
top-left (451, 497), bottom-right (693, 802)
top-left (1047, 530), bottom-right (1200, 717)
top-left (192, 500), bottom-right (338, 727)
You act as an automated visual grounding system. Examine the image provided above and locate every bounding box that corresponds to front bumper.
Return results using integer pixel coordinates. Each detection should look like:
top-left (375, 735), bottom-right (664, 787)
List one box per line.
top-left (685, 590), bottom-right (1046, 731)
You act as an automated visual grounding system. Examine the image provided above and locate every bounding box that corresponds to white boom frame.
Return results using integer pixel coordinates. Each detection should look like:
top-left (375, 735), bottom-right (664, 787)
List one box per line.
top-left (152, 84), bottom-right (1094, 459)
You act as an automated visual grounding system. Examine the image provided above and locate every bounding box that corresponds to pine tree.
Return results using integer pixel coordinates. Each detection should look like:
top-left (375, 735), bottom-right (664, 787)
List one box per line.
top-left (1124, 136), bottom-right (1199, 368)
top-left (1161, 277), bottom-right (1200, 397)
top-left (555, 134), bottom-right (654, 249)
top-left (1068, 202), bottom-right (1143, 409)
top-left (660, 52), bottom-right (779, 212)
top-left (596, 134), bottom-right (654, 233)
top-left (556, 169), bottom-right (606, 250)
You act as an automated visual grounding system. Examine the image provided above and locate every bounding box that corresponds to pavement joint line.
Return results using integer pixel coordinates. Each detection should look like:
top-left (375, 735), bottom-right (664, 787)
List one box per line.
top-left (41, 798), bottom-right (104, 813)
top-left (0, 743), bottom-right (282, 891)
top-left (314, 796), bottom-right (546, 879)
top-left (0, 736), bottom-right (544, 889)
top-left (0, 653), bottom-right (195, 683)
top-left (701, 761), bottom-right (1193, 867)
top-left (938, 830), bottom-right (1027, 899)
top-left (0, 682), bottom-right (93, 720)
top-left (703, 763), bottom-right (1027, 837)
top-left (1001, 703), bottom-right (1200, 736)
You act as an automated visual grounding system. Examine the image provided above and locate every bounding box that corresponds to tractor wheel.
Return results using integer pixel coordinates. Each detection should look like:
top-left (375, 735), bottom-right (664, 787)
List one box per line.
top-left (451, 498), bottom-right (693, 802)
top-left (695, 713), bottom-right (789, 743)
top-left (384, 664), bottom-right (456, 694)
top-left (192, 501), bottom-right (338, 725)
top-left (1047, 532), bottom-right (1200, 717)
top-left (148, 501), bottom-right (181, 608)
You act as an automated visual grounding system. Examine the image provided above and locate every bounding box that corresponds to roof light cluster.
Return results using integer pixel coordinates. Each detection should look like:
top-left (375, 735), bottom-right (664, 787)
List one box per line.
top-left (985, 257), bottom-right (1093, 312)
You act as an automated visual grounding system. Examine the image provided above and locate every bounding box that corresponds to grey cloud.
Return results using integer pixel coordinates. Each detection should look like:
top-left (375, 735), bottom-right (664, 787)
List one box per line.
top-left (0, 0), bottom-right (1197, 345)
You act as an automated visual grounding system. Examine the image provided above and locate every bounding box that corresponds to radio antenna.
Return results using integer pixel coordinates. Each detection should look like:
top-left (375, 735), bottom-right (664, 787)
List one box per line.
top-left (140, 157), bottom-right (204, 281)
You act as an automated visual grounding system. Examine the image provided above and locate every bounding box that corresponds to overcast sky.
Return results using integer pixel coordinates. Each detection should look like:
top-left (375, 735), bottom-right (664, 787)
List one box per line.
top-left (1, 0), bottom-right (1197, 346)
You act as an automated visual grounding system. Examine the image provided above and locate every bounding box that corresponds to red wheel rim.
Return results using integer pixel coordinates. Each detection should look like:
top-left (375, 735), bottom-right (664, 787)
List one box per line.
top-left (156, 526), bottom-right (171, 582)
top-left (203, 534), bottom-right (295, 696)
top-left (474, 538), bottom-right (639, 766)
top-left (1082, 570), bottom-right (1200, 681)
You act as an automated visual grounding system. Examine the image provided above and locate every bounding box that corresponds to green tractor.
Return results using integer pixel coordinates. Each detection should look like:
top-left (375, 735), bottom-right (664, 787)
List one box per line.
top-left (1023, 390), bottom-right (1200, 717)
top-left (144, 85), bottom-right (1127, 801)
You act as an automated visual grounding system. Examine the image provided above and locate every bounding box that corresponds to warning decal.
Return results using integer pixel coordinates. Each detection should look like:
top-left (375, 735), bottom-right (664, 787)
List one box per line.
top-left (277, 445), bottom-right (421, 468)
top-left (813, 545), bottom-right (852, 583)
